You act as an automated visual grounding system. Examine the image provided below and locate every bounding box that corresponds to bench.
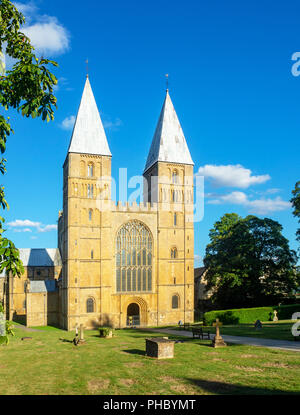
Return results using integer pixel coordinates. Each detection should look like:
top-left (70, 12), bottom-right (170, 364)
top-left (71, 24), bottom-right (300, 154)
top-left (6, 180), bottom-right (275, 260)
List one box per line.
top-left (192, 327), bottom-right (210, 340)
top-left (178, 322), bottom-right (191, 330)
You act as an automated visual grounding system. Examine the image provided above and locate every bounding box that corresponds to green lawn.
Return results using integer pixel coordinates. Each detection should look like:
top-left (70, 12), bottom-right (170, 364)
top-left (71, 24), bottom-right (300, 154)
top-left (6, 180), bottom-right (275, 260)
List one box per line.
top-left (173, 320), bottom-right (298, 341)
top-left (0, 323), bottom-right (299, 395)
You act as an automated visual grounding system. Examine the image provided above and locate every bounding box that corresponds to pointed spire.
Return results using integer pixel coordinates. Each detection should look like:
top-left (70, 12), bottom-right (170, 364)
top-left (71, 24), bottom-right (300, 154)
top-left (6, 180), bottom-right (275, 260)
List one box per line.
top-left (68, 77), bottom-right (111, 157)
top-left (144, 90), bottom-right (193, 172)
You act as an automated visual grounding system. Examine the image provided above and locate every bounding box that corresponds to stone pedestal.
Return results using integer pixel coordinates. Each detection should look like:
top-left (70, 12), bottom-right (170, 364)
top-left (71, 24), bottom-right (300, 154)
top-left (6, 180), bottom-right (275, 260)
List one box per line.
top-left (145, 337), bottom-right (175, 359)
top-left (212, 335), bottom-right (227, 348)
top-left (212, 318), bottom-right (227, 348)
top-left (79, 324), bottom-right (85, 343)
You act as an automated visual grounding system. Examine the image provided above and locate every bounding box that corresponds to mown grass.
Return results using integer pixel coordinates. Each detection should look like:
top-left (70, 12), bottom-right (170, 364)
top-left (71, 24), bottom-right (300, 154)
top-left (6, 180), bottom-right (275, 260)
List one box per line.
top-left (0, 324), bottom-right (299, 395)
top-left (172, 320), bottom-right (299, 341)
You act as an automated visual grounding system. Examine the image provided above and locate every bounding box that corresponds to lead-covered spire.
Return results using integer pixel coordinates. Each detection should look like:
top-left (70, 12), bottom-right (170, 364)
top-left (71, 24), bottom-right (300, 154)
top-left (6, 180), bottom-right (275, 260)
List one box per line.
top-left (144, 90), bottom-right (193, 172)
top-left (68, 77), bottom-right (111, 156)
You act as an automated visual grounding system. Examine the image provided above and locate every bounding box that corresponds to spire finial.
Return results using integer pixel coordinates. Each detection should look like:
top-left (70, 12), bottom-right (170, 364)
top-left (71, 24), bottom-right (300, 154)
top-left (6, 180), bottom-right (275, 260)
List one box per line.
top-left (86, 59), bottom-right (89, 78)
top-left (165, 73), bottom-right (169, 92)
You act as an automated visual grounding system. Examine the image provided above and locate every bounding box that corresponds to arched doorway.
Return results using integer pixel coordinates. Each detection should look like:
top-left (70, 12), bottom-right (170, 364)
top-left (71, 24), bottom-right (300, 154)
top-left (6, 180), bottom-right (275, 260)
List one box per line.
top-left (127, 303), bottom-right (140, 326)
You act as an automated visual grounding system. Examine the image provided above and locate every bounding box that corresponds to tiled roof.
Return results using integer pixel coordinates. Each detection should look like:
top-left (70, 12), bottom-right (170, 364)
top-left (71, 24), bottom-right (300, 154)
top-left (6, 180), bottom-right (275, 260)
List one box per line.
top-left (0, 248), bottom-right (62, 277)
top-left (144, 90), bottom-right (193, 172)
top-left (68, 76), bottom-right (111, 156)
top-left (29, 280), bottom-right (57, 293)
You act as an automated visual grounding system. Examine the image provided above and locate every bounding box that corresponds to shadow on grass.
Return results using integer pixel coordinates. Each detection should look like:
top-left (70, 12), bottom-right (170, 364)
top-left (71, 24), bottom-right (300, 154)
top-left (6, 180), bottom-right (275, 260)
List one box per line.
top-left (59, 338), bottom-right (73, 343)
top-left (122, 349), bottom-right (145, 356)
top-left (185, 378), bottom-right (300, 395)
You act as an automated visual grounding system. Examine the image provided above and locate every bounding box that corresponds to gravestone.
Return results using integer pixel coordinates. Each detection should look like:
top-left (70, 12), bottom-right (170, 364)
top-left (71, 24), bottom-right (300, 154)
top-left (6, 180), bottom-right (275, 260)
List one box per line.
top-left (145, 337), bottom-right (175, 359)
top-left (273, 310), bottom-right (278, 322)
top-left (211, 318), bottom-right (227, 348)
top-left (254, 319), bottom-right (262, 330)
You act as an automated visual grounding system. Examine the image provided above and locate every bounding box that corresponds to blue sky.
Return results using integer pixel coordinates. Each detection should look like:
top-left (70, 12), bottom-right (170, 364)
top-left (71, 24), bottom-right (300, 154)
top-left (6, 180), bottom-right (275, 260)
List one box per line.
top-left (3, 0), bottom-right (300, 266)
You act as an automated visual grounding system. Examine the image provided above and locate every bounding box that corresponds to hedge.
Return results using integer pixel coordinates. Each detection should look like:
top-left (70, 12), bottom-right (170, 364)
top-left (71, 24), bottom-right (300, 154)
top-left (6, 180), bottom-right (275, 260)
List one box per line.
top-left (204, 304), bottom-right (300, 325)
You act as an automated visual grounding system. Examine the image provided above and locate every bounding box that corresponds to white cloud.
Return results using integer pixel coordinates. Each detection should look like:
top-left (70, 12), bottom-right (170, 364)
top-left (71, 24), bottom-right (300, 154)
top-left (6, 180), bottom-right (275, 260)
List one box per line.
top-left (264, 188), bottom-right (281, 195)
top-left (103, 117), bottom-right (122, 130)
top-left (53, 77), bottom-right (73, 92)
top-left (207, 191), bottom-right (291, 214)
top-left (37, 224), bottom-right (57, 233)
top-left (23, 18), bottom-right (70, 55)
top-left (14, 2), bottom-right (37, 20)
top-left (8, 219), bottom-right (41, 228)
top-left (197, 164), bottom-right (270, 189)
top-left (246, 197), bottom-right (291, 215)
top-left (14, 2), bottom-right (70, 55)
top-left (13, 228), bottom-right (32, 233)
top-left (60, 115), bottom-right (75, 130)
top-left (8, 219), bottom-right (57, 233)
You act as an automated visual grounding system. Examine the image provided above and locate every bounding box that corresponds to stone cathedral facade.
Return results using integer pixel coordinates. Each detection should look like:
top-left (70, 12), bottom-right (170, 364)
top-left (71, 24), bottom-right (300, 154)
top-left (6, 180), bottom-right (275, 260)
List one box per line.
top-left (1, 77), bottom-right (195, 330)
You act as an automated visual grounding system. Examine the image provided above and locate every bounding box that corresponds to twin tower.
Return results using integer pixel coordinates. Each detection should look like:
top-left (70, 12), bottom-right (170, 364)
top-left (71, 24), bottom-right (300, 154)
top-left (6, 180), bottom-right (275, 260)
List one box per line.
top-left (58, 77), bottom-right (195, 330)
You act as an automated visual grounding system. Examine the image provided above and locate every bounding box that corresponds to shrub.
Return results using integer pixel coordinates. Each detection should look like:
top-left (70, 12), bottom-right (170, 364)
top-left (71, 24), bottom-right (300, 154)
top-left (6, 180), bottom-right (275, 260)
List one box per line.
top-left (98, 327), bottom-right (113, 337)
top-left (204, 304), bottom-right (300, 325)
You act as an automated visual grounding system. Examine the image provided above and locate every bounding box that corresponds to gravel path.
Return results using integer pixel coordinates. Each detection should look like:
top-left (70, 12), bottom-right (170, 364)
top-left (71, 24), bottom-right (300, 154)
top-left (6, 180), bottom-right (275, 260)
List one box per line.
top-left (142, 328), bottom-right (300, 352)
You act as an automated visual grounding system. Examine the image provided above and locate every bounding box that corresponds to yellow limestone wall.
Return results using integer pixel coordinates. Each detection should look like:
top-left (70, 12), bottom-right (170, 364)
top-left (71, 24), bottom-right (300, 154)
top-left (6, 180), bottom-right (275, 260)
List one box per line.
top-left (59, 152), bottom-right (194, 330)
top-left (4, 265), bottom-right (61, 326)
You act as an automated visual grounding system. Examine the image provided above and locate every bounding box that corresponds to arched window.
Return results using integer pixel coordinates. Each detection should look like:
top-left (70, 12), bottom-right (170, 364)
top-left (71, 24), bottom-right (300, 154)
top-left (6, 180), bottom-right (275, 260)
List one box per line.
top-left (88, 163), bottom-right (94, 177)
top-left (172, 295), bottom-right (179, 309)
top-left (172, 170), bottom-right (179, 184)
top-left (116, 220), bottom-right (153, 293)
top-left (89, 209), bottom-right (93, 222)
top-left (87, 184), bottom-right (94, 199)
top-left (171, 247), bottom-right (178, 259)
top-left (91, 250), bottom-right (94, 259)
top-left (86, 298), bottom-right (95, 313)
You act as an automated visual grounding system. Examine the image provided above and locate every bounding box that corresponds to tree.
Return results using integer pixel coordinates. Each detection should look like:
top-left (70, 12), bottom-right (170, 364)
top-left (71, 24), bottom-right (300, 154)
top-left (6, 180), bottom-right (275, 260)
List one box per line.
top-left (291, 181), bottom-right (300, 248)
top-left (207, 212), bottom-right (242, 243)
top-left (204, 214), bottom-right (299, 309)
top-left (0, 0), bottom-right (58, 279)
top-left (0, 302), bottom-right (14, 344)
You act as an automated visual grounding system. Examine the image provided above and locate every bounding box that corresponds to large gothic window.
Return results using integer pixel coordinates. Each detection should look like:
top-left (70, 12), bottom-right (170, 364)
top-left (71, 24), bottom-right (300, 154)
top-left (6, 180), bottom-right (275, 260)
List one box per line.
top-left (116, 220), bottom-right (153, 293)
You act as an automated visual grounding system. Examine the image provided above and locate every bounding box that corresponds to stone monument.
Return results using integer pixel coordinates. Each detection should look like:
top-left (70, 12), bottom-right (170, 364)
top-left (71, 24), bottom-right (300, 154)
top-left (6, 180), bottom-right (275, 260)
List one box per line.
top-left (79, 324), bottom-right (85, 343)
top-left (273, 310), bottom-right (278, 322)
top-left (145, 337), bottom-right (175, 359)
top-left (254, 319), bottom-right (262, 330)
top-left (211, 318), bottom-right (227, 348)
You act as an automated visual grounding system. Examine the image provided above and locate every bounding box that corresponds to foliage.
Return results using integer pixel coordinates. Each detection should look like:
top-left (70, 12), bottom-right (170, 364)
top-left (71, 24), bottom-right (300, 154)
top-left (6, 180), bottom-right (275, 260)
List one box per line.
top-left (0, 0), bottom-right (58, 277)
top-left (0, 302), bottom-right (14, 345)
top-left (204, 214), bottom-right (299, 309)
top-left (98, 327), bottom-right (114, 337)
top-left (204, 304), bottom-right (300, 325)
top-left (291, 181), bottom-right (300, 248)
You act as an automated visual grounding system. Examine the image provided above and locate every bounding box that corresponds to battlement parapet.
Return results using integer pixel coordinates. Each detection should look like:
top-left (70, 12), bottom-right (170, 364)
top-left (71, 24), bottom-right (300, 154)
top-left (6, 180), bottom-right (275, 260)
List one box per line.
top-left (111, 201), bottom-right (158, 213)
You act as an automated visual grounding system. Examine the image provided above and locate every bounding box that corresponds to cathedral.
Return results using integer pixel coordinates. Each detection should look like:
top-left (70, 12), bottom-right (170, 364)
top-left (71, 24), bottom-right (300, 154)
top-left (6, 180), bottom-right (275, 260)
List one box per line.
top-left (1, 76), bottom-right (195, 330)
